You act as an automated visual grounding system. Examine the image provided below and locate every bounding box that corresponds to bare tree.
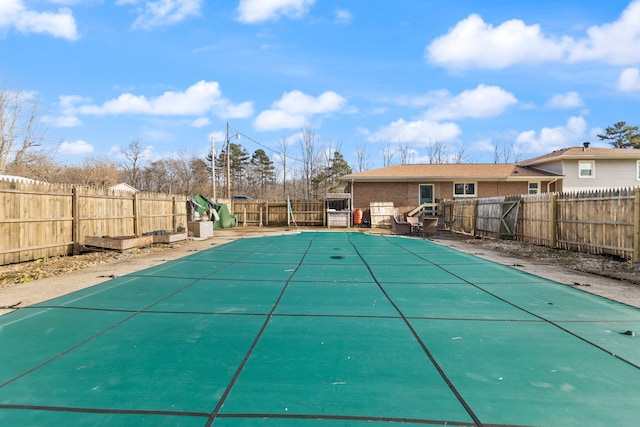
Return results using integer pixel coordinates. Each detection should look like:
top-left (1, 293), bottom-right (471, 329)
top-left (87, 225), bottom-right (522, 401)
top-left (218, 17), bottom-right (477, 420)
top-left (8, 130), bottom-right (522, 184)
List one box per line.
top-left (452, 145), bottom-right (468, 164)
top-left (142, 159), bottom-right (177, 193)
top-left (4, 149), bottom-right (60, 182)
top-left (492, 140), bottom-right (522, 163)
top-left (277, 137), bottom-right (290, 199)
top-left (120, 139), bottom-right (148, 189)
top-left (298, 127), bottom-right (319, 199)
top-left (382, 142), bottom-right (395, 167)
top-left (57, 157), bottom-right (121, 187)
top-left (355, 142), bottom-right (370, 172)
top-left (397, 142), bottom-right (416, 165)
top-left (511, 143), bottom-right (523, 163)
top-left (0, 86), bottom-right (45, 174)
top-left (81, 157), bottom-right (121, 187)
top-left (168, 152), bottom-right (210, 195)
top-left (426, 141), bottom-right (448, 164)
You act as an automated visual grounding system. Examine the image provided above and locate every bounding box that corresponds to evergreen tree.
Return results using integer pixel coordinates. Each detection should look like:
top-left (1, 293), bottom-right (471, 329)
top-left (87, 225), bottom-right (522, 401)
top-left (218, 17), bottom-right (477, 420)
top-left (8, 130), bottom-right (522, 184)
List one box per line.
top-left (249, 149), bottom-right (275, 194)
top-left (597, 121), bottom-right (640, 148)
top-left (328, 151), bottom-right (353, 184)
top-left (217, 142), bottom-right (250, 195)
top-left (313, 151), bottom-right (353, 194)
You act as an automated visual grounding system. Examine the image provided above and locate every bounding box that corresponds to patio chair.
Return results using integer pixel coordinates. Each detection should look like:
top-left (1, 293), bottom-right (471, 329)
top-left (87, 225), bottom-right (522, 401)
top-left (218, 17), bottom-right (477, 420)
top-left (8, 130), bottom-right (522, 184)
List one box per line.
top-left (421, 217), bottom-right (439, 237)
top-left (405, 216), bottom-right (422, 234)
top-left (391, 215), bottom-right (412, 235)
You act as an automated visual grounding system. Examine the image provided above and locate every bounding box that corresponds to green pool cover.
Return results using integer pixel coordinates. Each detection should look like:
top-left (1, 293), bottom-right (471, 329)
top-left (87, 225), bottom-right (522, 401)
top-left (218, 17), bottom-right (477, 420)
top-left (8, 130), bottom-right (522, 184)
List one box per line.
top-left (1, 232), bottom-right (639, 426)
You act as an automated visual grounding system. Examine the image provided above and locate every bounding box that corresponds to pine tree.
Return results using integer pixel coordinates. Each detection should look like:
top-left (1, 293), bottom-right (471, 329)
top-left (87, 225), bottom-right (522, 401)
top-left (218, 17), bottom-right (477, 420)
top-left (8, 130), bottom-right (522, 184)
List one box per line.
top-left (249, 149), bottom-right (275, 194)
top-left (597, 121), bottom-right (640, 148)
top-left (217, 142), bottom-right (250, 194)
top-left (313, 151), bottom-right (353, 194)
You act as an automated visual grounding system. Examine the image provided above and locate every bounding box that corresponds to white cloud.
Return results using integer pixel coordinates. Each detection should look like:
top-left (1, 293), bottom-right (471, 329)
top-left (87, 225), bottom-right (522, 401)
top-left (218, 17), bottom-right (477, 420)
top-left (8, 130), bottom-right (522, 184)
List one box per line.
top-left (116, 0), bottom-right (202, 30)
top-left (44, 94), bottom-right (90, 128)
top-left (469, 137), bottom-right (496, 154)
top-left (273, 90), bottom-right (346, 114)
top-left (568, 0), bottom-right (640, 64)
top-left (366, 118), bottom-right (462, 145)
top-left (546, 91), bottom-right (584, 109)
top-left (237, 0), bottom-right (315, 24)
top-left (44, 114), bottom-right (83, 128)
top-left (516, 116), bottom-right (587, 153)
top-left (69, 80), bottom-right (254, 118)
top-left (617, 67), bottom-right (640, 92)
top-left (427, 14), bottom-right (567, 70)
top-left (190, 117), bottom-right (210, 128)
top-left (220, 101), bottom-right (255, 119)
top-left (254, 90), bottom-right (347, 131)
top-left (334, 8), bottom-right (352, 24)
top-left (427, 1), bottom-right (640, 70)
top-left (255, 109), bottom-right (308, 131)
top-left (423, 84), bottom-right (517, 120)
top-left (58, 140), bottom-right (94, 155)
top-left (393, 90), bottom-right (448, 108)
top-left (0, 0), bottom-right (78, 40)
top-left (109, 142), bottom-right (155, 160)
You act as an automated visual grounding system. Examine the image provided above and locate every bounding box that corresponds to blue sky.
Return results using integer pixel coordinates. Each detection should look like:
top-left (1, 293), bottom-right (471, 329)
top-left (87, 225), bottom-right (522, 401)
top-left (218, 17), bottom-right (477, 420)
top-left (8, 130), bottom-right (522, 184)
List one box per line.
top-left (2, 0), bottom-right (640, 170)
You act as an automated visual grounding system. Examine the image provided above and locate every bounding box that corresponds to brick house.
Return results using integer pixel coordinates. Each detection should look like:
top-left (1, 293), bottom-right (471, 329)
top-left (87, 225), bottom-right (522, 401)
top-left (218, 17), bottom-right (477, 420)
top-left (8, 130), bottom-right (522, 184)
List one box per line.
top-left (341, 145), bottom-right (640, 217)
top-left (340, 163), bottom-right (560, 215)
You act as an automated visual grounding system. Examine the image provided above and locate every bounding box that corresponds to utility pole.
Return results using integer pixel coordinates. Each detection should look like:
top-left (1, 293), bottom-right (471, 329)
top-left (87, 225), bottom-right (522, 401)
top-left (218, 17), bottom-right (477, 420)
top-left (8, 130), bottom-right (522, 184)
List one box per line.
top-left (211, 136), bottom-right (216, 201)
top-left (226, 122), bottom-right (231, 199)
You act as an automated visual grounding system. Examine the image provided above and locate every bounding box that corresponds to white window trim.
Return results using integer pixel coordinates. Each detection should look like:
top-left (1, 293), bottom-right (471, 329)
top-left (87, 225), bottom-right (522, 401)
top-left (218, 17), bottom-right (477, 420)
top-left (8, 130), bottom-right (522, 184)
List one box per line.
top-left (453, 182), bottom-right (477, 197)
top-left (636, 160), bottom-right (640, 181)
top-left (578, 160), bottom-right (594, 178)
top-left (528, 182), bottom-right (540, 195)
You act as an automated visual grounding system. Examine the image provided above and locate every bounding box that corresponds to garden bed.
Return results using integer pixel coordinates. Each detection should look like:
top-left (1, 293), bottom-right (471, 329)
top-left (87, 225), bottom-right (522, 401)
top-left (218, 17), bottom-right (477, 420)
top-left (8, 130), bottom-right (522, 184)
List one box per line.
top-left (84, 235), bottom-right (154, 251)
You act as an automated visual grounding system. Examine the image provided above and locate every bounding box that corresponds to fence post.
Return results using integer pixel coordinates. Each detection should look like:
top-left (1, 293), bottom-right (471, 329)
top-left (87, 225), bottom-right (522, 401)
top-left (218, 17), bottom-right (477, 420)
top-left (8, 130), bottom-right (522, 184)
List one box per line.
top-left (472, 199), bottom-right (479, 236)
top-left (549, 193), bottom-right (558, 248)
top-left (72, 186), bottom-right (80, 255)
top-left (133, 192), bottom-right (141, 236)
top-left (634, 188), bottom-right (639, 263)
top-left (172, 196), bottom-right (178, 232)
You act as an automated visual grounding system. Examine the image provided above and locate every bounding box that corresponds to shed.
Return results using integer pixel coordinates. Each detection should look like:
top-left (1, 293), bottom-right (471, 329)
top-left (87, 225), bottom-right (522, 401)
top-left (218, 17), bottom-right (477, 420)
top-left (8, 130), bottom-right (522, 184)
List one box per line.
top-left (325, 193), bottom-right (352, 228)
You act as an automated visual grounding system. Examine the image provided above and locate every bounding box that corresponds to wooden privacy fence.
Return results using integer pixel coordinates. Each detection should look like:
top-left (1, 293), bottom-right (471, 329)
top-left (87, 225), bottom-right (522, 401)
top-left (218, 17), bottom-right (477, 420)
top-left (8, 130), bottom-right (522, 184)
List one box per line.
top-left (441, 187), bottom-right (640, 262)
top-left (232, 200), bottom-right (325, 226)
top-left (0, 180), bottom-right (188, 265)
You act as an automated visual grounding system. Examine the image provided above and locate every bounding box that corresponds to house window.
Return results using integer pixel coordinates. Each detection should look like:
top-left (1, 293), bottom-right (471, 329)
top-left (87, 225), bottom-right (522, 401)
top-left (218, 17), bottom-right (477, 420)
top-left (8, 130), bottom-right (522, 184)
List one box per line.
top-left (528, 182), bottom-right (539, 194)
top-left (454, 182), bottom-right (476, 197)
top-left (637, 160), bottom-right (640, 181)
top-left (579, 161), bottom-right (594, 178)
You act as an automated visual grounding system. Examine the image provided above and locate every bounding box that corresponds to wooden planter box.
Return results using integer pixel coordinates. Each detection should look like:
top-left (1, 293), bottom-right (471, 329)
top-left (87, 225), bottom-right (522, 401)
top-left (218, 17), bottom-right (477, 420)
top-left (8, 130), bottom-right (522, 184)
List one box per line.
top-left (152, 232), bottom-right (188, 244)
top-left (84, 235), bottom-right (154, 251)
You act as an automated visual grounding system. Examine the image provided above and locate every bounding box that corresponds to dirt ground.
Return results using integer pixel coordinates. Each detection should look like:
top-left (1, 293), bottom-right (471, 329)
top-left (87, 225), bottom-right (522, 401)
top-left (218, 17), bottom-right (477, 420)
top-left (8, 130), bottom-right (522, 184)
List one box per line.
top-left (1, 227), bottom-right (639, 316)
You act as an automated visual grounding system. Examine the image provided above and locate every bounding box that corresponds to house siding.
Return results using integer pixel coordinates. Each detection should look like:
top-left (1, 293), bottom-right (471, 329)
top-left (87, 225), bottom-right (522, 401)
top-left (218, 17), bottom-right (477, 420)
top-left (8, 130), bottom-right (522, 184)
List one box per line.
top-left (562, 159), bottom-right (639, 191)
top-left (533, 159), bottom-right (563, 175)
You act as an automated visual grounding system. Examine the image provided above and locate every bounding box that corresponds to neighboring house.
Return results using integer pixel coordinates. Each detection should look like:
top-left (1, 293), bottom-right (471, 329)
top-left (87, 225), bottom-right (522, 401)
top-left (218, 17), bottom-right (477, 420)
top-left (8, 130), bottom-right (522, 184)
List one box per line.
top-left (108, 183), bottom-right (138, 193)
top-left (518, 143), bottom-right (640, 192)
top-left (340, 163), bottom-right (560, 214)
top-left (0, 175), bottom-right (46, 184)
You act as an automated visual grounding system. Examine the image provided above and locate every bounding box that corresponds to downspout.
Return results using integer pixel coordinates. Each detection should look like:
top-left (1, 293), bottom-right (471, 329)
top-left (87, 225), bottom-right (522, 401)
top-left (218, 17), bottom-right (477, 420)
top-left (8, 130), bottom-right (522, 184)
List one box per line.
top-left (547, 178), bottom-right (558, 193)
top-left (350, 179), bottom-right (355, 208)
top-left (351, 179), bottom-right (355, 227)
